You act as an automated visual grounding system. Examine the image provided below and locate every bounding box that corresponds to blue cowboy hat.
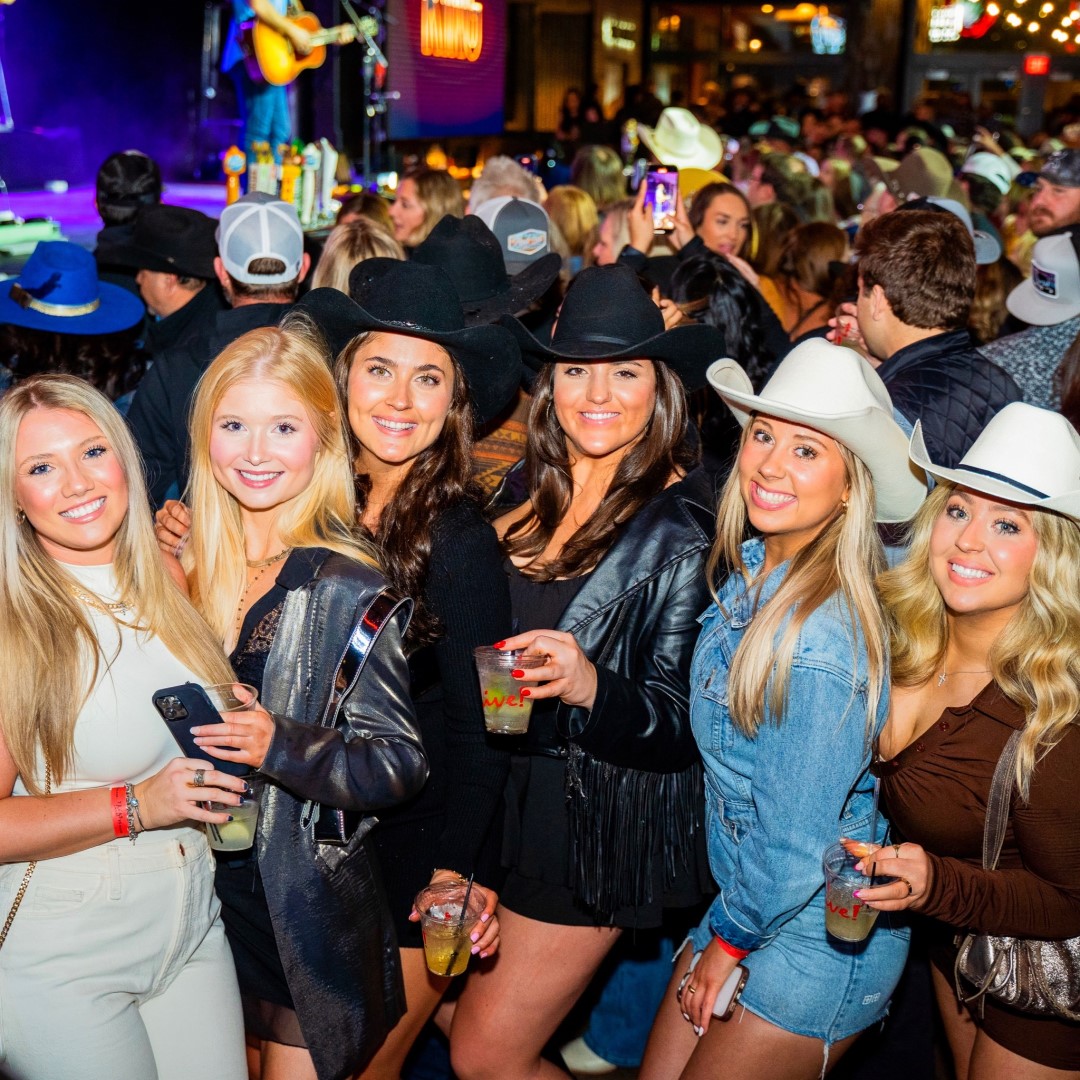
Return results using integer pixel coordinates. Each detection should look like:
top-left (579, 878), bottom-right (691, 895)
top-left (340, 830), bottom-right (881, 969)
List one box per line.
top-left (0, 241), bottom-right (145, 335)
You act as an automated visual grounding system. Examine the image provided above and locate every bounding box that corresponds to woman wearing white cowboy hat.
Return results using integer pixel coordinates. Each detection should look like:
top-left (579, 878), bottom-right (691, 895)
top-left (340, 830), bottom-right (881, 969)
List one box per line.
top-left (855, 402), bottom-right (1080, 1077)
top-left (641, 338), bottom-right (926, 1080)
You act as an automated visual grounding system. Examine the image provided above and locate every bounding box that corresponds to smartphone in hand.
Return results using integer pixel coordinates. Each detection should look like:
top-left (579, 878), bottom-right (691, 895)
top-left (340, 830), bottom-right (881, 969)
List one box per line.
top-left (645, 165), bottom-right (678, 232)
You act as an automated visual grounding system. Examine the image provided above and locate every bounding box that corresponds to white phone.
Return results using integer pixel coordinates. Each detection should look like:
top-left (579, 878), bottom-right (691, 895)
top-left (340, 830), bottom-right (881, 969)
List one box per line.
top-left (678, 949), bottom-right (749, 1022)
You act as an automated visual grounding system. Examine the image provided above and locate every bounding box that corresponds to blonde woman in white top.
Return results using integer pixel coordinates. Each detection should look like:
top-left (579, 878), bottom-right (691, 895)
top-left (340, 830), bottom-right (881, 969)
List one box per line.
top-left (0, 375), bottom-right (248, 1080)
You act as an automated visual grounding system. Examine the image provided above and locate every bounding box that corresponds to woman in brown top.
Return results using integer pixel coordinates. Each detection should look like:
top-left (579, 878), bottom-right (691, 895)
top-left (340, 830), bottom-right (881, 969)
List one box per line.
top-left (856, 402), bottom-right (1080, 1078)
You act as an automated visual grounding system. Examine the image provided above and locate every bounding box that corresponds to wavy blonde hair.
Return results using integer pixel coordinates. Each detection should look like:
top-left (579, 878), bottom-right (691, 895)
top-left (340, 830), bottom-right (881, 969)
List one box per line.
top-left (185, 317), bottom-right (378, 644)
top-left (706, 422), bottom-right (887, 738)
top-left (310, 218), bottom-right (405, 293)
top-left (0, 375), bottom-right (234, 794)
top-left (879, 482), bottom-right (1080, 798)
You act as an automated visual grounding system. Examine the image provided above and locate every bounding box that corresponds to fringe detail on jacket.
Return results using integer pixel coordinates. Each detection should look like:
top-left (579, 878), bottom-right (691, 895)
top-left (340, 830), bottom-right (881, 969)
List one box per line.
top-left (565, 743), bottom-right (703, 920)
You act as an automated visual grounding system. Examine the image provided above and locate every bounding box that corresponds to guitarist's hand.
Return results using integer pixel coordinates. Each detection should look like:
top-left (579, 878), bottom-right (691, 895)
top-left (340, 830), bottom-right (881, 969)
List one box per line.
top-left (288, 25), bottom-right (315, 55)
top-left (338, 24), bottom-right (358, 44)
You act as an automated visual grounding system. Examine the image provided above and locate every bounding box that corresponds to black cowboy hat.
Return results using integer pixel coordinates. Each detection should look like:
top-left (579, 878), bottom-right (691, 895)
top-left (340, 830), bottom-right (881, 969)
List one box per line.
top-left (500, 265), bottom-right (726, 390)
top-left (402, 214), bottom-right (561, 326)
top-left (296, 261), bottom-right (522, 425)
top-left (106, 204), bottom-right (218, 279)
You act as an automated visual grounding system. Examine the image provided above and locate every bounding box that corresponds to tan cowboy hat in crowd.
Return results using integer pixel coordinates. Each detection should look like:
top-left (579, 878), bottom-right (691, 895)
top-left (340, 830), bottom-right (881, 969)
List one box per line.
top-left (707, 339), bottom-right (928, 523)
top-left (909, 402), bottom-right (1080, 520)
top-left (638, 108), bottom-right (724, 171)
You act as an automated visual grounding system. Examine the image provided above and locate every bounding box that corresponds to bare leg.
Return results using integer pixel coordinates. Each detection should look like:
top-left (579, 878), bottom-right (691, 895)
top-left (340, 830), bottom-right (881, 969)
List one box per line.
top-left (355, 948), bottom-right (450, 1080)
top-left (970, 1029), bottom-right (1080, 1080)
top-left (639, 944), bottom-right (707, 1080)
top-left (260, 1041), bottom-right (317, 1080)
top-left (932, 961), bottom-right (977, 1080)
top-left (449, 906), bottom-right (621, 1080)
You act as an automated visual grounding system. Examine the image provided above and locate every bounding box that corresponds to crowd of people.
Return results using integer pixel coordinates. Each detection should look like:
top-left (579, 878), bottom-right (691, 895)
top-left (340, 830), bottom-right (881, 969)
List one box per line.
top-left (1, 86), bottom-right (1080, 1080)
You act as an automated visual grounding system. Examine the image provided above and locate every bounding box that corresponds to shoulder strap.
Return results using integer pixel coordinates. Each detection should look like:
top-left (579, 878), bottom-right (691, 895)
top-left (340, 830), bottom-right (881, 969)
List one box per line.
top-left (982, 730), bottom-right (1021, 871)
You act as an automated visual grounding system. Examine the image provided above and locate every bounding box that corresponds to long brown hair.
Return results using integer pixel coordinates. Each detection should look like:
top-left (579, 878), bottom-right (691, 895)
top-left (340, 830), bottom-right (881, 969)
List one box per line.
top-left (335, 331), bottom-right (481, 648)
top-left (504, 360), bottom-right (697, 580)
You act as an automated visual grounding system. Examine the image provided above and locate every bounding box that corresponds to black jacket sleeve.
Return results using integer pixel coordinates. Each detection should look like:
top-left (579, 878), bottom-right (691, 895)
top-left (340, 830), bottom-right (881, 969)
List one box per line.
top-left (261, 605), bottom-right (429, 812)
top-left (127, 357), bottom-right (185, 506)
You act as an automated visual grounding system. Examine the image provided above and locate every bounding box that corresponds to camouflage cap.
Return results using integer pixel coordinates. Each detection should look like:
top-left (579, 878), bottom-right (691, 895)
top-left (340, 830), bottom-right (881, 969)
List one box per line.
top-left (1019, 149), bottom-right (1080, 189)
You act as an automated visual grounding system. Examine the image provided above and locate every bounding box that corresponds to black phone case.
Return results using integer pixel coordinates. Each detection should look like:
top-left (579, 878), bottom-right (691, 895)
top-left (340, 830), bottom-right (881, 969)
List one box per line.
top-left (152, 682), bottom-right (251, 778)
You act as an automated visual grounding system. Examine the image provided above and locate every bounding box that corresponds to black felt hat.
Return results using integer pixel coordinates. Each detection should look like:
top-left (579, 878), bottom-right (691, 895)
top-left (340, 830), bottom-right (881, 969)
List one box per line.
top-left (297, 261), bottom-right (522, 425)
top-left (500, 265), bottom-right (726, 390)
top-left (402, 214), bottom-right (561, 326)
top-left (106, 205), bottom-right (218, 279)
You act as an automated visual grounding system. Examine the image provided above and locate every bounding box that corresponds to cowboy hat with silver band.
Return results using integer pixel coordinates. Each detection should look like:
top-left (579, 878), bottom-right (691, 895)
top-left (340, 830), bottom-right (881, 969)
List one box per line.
top-left (707, 339), bottom-right (928, 523)
top-left (909, 401), bottom-right (1080, 520)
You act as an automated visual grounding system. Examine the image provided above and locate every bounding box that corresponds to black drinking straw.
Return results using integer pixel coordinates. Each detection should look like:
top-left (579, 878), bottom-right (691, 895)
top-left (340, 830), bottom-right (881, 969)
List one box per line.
top-left (444, 873), bottom-right (476, 977)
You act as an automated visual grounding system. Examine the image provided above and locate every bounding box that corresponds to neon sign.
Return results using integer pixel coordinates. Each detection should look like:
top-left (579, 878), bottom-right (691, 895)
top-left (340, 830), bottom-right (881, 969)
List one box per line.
top-left (421, 0), bottom-right (484, 62)
top-left (601, 16), bottom-right (637, 52)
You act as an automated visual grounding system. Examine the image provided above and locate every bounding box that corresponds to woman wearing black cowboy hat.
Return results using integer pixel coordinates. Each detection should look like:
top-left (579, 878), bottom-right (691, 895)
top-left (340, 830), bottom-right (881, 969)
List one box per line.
top-left (448, 265), bottom-right (725, 1080)
top-left (156, 261), bottom-right (524, 1077)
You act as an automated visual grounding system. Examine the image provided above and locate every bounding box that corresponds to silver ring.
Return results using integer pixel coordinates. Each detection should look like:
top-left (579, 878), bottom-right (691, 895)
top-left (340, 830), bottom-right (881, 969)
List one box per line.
top-left (193, 769), bottom-right (206, 787)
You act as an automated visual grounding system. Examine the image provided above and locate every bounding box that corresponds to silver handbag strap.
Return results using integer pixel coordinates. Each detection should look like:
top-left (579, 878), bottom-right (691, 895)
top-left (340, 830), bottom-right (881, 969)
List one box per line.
top-left (982, 730), bottom-right (1022, 871)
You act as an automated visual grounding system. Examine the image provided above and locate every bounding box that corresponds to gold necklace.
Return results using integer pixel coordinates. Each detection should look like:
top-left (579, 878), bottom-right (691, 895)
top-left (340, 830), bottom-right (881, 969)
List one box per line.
top-left (234, 549), bottom-right (292, 634)
top-left (70, 585), bottom-right (132, 619)
top-left (246, 546), bottom-right (292, 569)
top-left (937, 668), bottom-right (991, 687)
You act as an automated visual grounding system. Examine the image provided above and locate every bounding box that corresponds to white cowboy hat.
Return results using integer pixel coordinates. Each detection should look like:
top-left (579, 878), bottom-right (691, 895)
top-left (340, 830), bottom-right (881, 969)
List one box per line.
top-left (909, 402), bottom-right (1080, 520)
top-left (638, 108), bottom-right (724, 171)
top-left (707, 339), bottom-right (928, 523)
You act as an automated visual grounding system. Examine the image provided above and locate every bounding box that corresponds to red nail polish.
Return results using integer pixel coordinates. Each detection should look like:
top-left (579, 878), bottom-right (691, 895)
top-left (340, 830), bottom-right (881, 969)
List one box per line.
top-left (521, 688), bottom-right (531, 698)
top-left (511, 669), bottom-right (525, 678)
top-left (493, 641), bottom-right (506, 649)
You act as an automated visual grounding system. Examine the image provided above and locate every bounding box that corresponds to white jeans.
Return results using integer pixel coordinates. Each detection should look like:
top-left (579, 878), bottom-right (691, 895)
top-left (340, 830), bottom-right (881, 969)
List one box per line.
top-left (0, 830), bottom-right (246, 1080)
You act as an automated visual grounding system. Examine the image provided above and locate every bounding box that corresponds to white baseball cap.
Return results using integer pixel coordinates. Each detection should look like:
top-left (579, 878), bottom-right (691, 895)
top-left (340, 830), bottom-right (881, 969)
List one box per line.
top-left (960, 152), bottom-right (1018, 196)
top-left (1006, 232), bottom-right (1080, 326)
top-left (216, 193), bottom-right (304, 285)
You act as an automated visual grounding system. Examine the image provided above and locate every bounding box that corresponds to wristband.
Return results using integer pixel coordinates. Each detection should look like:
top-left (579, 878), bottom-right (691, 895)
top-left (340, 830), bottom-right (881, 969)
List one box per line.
top-left (110, 785), bottom-right (130, 838)
top-left (714, 935), bottom-right (750, 961)
top-left (124, 783), bottom-right (141, 843)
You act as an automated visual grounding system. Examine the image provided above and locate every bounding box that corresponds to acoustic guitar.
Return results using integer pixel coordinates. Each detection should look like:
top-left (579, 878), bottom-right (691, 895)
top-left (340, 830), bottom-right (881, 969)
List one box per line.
top-left (241, 8), bottom-right (371, 86)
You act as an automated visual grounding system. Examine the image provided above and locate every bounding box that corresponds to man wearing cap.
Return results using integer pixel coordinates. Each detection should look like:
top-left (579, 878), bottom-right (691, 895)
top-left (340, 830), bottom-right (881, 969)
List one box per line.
top-left (108, 205), bottom-right (227, 362)
top-left (978, 232), bottom-right (1080, 410)
top-left (93, 150), bottom-right (163, 296)
top-left (1025, 149), bottom-right (1080, 238)
top-left (847, 209), bottom-right (1021, 467)
top-left (128, 193), bottom-right (310, 504)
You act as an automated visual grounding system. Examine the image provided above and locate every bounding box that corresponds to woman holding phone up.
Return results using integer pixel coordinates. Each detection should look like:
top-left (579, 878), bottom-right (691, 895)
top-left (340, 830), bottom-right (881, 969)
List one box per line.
top-left (641, 340), bottom-right (925, 1080)
top-left (0, 374), bottom-right (247, 1080)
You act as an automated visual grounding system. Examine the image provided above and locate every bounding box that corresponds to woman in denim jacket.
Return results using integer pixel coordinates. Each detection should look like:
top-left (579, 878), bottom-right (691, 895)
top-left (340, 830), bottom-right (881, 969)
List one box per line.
top-left (642, 339), bottom-right (927, 1079)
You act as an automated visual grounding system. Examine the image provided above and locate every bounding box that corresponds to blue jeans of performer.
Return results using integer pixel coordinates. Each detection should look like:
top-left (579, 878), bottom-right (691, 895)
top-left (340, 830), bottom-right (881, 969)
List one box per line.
top-left (582, 934), bottom-right (675, 1069)
top-left (230, 64), bottom-right (290, 161)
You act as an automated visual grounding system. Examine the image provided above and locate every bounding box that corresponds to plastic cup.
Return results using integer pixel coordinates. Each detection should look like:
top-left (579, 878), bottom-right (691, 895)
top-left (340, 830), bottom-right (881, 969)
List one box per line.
top-left (473, 647), bottom-right (546, 735)
top-left (823, 841), bottom-right (879, 942)
top-left (202, 684), bottom-right (260, 853)
top-left (415, 881), bottom-right (486, 977)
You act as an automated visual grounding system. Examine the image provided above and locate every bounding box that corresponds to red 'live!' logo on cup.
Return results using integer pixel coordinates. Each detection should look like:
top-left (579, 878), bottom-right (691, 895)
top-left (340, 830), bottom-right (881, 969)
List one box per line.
top-left (483, 690), bottom-right (526, 709)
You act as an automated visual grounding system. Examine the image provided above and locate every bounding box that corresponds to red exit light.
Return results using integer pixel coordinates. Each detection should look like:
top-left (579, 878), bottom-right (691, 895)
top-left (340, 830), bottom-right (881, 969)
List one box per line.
top-left (1025, 54), bottom-right (1051, 76)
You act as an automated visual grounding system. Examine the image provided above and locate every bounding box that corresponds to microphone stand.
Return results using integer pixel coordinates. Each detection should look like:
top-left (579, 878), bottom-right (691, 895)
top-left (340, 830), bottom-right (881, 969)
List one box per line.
top-left (338, 0), bottom-right (395, 182)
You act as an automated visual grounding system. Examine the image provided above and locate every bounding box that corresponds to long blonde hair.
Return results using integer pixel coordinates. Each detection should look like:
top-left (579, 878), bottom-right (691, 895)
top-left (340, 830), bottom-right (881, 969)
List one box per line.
top-left (310, 218), bottom-right (405, 293)
top-left (879, 482), bottom-right (1080, 798)
top-left (185, 317), bottom-right (378, 643)
top-left (0, 375), bottom-right (234, 793)
top-left (706, 424), bottom-right (887, 738)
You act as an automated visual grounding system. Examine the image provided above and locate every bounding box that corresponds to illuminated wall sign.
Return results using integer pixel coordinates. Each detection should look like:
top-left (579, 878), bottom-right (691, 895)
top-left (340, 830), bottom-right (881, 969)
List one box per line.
top-left (928, 5), bottom-right (964, 43)
top-left (1024, 54), bottom-right (1051, 76)
top-left (601, 16), bottom-right (637, 53)
top-left (421, 0), bottom-right (484, 62)
top-left (810, 12), bottom-right (846, 54)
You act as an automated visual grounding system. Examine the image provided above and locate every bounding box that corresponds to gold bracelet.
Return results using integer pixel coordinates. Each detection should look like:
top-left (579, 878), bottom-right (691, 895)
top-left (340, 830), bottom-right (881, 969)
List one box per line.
top-left (431, 868), bottom-right (467, 882)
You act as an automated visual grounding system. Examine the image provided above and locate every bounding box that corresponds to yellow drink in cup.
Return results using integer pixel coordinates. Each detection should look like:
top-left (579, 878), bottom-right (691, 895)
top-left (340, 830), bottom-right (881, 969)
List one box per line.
top-left (473, 648), bottom-right (546, 734)
top-left (415, 881), bottom-right (486, 976)
top-left (823, 841), bottom-right (879, 942)
top-left (202, 683), bottom-right (261, 853)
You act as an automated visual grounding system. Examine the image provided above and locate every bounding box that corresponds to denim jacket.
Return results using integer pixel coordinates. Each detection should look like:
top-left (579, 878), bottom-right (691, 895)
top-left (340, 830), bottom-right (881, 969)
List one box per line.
top-left (691, 538), bottom-right (887, 953)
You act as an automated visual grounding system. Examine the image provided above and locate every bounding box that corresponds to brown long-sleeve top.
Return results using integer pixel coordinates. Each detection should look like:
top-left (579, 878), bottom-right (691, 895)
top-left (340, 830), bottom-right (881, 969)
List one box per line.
top-left (875, 681), bottom-right (1080, 940)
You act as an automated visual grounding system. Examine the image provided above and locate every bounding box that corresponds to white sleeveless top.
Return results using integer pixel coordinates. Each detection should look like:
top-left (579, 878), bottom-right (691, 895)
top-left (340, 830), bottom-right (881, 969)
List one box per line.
top-left (13, 564), bottom-right (207, 837)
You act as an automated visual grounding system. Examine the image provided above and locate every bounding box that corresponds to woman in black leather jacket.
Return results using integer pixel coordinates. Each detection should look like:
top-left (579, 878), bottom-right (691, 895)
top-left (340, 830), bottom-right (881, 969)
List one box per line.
top-left (175, 322), bottom-right (428, 1080)
top-left (449, 266), bottom-right (726, 1080)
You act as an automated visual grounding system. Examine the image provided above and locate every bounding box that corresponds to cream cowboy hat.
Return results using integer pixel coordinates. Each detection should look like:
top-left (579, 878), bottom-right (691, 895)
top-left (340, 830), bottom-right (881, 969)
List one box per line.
top-left (638, 108), bottom-right (724, 171)
top-left (909, 402), bottom-right (1080, 520)
top-left (707, 339), bottom-right (928, 523)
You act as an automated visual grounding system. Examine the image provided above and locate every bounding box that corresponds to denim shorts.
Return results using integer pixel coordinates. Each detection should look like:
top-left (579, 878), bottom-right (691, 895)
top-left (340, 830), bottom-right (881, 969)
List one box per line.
top-left (685, 891), bottom-right (910, 1047)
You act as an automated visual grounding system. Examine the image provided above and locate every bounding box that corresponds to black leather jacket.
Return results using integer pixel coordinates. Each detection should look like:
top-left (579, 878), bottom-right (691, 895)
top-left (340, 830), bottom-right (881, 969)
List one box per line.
top-left (540, 468), bottom-right (717, 915)
top-left (257, 550), bottom-right (428, 1080)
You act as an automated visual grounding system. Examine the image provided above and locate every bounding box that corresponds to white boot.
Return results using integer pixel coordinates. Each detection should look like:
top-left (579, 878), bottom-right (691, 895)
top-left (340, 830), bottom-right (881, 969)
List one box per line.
top-left (559, 1036), bottom-right (618, 1076)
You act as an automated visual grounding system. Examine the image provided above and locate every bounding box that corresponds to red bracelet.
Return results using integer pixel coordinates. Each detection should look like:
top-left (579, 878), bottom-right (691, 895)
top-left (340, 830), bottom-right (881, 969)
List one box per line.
top-left (110, 785), bottom-right (130, 838)
top-left (714, 935), bottom-right (750, 961)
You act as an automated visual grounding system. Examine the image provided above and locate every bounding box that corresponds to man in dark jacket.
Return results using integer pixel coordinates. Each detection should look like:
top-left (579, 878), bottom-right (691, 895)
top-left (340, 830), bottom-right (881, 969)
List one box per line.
top-left (851, 209), bottom-right (1021, 467)
top-left (127, 193), bottom-right (310, 504)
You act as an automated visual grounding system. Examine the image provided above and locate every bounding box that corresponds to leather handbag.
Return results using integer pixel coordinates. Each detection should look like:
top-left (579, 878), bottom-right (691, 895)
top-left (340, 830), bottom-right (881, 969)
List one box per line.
top-left (303, 589), bottom-right (409, 846)
top-left (954, 730), bottom-right (1080, 1020)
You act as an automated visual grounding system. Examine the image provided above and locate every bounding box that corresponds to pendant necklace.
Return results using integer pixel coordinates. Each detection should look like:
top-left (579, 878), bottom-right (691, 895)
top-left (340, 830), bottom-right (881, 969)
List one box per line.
top-left (235, 547), bottom-right (292, 634)
top-left (937, 668), bottom-right (991, 687)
